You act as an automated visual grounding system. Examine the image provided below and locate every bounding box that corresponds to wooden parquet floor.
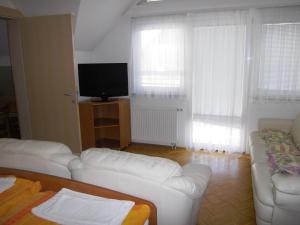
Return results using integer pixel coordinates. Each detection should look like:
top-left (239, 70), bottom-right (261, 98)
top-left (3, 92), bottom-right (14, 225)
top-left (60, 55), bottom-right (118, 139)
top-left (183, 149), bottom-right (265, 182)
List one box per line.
top-left (125, 143), bottom-right (256, 225)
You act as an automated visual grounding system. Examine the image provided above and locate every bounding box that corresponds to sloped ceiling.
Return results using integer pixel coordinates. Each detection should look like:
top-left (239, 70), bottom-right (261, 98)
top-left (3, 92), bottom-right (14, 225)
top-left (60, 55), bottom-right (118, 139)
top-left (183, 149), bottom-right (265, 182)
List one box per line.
top-left (75, 0), bottom-right (136, 51)
top-left (8, 0), bottom-right (296, 52)
top-left (9, 0), bottom-right (138, 51)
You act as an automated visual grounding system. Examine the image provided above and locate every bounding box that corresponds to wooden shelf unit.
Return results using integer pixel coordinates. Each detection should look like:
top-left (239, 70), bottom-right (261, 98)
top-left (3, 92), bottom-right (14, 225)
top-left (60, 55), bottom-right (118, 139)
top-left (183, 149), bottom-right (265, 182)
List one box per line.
top-left (94, 118), bottom-right (119, 128)
top-left (79, 99), bottom-right (131, 150)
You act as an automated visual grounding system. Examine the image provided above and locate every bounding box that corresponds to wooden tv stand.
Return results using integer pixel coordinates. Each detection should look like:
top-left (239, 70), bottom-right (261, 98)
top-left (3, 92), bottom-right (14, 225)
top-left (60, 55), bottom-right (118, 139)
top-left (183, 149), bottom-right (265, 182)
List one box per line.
top-left (79, 99), bottom-right (131, 150)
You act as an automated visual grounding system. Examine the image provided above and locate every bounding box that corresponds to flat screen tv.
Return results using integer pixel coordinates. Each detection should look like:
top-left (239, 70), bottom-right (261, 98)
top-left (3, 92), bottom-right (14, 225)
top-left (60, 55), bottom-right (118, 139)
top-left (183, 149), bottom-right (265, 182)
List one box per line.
top-left (78, 63), bottom-right (128, 101)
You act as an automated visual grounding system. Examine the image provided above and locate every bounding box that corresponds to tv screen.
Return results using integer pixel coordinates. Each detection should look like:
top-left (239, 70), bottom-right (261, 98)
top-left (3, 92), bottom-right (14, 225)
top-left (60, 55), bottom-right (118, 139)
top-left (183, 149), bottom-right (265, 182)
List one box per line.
top-left (78, 63), bottom-right (128, 99)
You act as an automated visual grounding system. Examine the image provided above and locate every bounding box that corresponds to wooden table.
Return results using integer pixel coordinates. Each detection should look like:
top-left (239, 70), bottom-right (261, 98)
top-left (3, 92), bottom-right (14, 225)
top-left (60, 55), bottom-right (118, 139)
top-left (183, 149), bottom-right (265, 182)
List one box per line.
top-left (0, 167), bottom-right (157, 225)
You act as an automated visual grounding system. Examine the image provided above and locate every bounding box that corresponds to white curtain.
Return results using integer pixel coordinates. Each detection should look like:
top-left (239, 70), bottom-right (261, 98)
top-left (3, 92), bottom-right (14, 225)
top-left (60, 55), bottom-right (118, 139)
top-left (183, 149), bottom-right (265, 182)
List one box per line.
top-left (188, 10), bottom-right (249, 152)
top-left (131, 15), bottom-right (187, 98)
top-left (130, 7), bottom-right (300, 153)
top-left (251, 6), bottom-right (300, 102)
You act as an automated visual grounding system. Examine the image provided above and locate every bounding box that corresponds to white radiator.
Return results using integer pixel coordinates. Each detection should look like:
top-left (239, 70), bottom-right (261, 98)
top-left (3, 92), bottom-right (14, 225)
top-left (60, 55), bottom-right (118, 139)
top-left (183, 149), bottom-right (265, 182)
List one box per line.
top-left (131, 107), bottom-right (180, 147)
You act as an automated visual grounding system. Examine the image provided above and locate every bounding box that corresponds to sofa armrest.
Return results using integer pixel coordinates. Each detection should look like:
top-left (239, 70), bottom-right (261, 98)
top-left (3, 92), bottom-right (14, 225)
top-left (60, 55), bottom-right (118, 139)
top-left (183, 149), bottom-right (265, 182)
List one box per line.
top-left (272, 174), bottom-right (300, 210)
top-left (163, 163), bottom-right (211, 199)
top-left (258, 118), bottom-right (294, 133)
top-left (164, 176), bottom-right (199, 197)
top-left (68, 158), bottom-right (83, 170)
top-left (164, 163), bottom-right (211, 198)
top-left (181, 163), bottom-right (211, 197)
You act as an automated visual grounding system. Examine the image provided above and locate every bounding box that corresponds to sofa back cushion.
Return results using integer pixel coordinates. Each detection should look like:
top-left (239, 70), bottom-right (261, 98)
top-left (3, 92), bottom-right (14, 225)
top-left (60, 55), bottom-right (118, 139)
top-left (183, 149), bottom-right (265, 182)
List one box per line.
top-left (291, 114), bottom-right (300, 150)
top-left (80, 148), bottom-right (182, 182)
top-left (0, 138), bottom-right (72, 160)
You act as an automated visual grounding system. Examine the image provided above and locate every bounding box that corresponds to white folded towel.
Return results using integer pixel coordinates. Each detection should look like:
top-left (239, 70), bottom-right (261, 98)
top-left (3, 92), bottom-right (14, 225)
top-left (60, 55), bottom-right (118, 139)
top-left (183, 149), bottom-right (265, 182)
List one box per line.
top-left (32, 188), bottom-right (135, 225)
top-left (0, 176), bottom-right (16, 193)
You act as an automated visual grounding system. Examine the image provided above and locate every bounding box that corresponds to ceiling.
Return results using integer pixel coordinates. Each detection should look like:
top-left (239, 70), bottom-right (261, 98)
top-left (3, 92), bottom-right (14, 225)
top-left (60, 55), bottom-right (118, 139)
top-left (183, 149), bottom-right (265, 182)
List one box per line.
top-left (3, 0), bottom-right (300, 51)
top-left (7, 0), bottom-right (179, 51)
top-left (7, 0), bottom-right (138, 51)
top-left (75, 0), bottom-right (136, 51)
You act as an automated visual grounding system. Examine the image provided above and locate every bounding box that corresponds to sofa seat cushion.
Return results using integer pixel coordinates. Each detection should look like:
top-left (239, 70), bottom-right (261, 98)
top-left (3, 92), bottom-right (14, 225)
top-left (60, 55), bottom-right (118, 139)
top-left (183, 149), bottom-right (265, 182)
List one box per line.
top-left (80, 148), bottom-right (182, 183)
top-left (272, 173), bottom-right (300, 195)
top-left (252, 163), bottom-right (274, 207)
top-left (271, 173), bottom-right (300, 211)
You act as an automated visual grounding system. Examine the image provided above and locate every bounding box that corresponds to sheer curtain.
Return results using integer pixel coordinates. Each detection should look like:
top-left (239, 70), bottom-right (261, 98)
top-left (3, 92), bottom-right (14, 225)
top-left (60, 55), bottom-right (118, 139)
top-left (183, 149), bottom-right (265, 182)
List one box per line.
top-left (188, 10), bottom-right (249, 152)
top-left (130, 7), bottom-right (300, 153)
top-left (251, 6), bottom-right (300, 102)
top-left (131, 15), bottom-right (187, 98)
top-left (131, 11), bottom-right (250, 153)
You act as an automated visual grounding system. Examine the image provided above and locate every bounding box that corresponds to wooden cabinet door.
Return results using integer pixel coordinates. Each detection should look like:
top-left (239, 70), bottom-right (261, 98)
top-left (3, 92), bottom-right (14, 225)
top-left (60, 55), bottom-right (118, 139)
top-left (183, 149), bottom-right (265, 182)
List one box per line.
top-left (20, 14), bottom-right (81, 153)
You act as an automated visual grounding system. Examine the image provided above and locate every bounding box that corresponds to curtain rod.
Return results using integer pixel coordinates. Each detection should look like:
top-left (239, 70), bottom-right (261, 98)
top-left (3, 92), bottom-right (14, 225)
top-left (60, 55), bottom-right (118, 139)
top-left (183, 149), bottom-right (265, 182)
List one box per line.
top-left (130, 3), bottom-right (300, 19)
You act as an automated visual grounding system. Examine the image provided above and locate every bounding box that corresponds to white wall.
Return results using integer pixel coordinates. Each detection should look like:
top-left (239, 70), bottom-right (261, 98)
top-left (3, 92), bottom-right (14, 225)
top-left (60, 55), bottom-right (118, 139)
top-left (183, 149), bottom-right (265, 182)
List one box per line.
top-left (92, 17), bottom-right (131, 63)
top-left (78, 0), bottom-right (300, 148)
top-left (76, 51), bottom-right (93, 63)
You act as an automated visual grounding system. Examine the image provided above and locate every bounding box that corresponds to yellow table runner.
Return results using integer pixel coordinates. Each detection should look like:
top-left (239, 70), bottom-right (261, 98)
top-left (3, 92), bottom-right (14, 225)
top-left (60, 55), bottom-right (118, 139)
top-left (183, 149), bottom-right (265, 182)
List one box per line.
top-left (0, 177), bottom-right (150, 225)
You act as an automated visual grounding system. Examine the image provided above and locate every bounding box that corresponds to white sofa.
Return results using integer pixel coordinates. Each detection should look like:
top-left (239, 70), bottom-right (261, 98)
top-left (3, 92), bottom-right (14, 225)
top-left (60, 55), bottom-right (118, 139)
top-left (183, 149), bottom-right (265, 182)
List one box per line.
top-left (0, 138), bottom-right (77, 178)
top-left (249, 116), bottom-right (300, 225)
top-left (0, 139), bottom-right (211, 225)
top-left (69, 148), bottom-right (212, 225)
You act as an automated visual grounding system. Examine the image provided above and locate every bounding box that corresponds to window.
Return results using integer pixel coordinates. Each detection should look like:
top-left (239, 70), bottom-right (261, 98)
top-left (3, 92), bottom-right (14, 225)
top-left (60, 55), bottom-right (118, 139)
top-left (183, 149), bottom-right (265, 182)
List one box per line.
top-left (257, 23), bottom-right (300, 100)
top-left (191, 22), bottom-right (247, 152)
top-left (139, 29), bottom-right (184, 89)
top-left (131, 16), bottom-right (186, 97)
